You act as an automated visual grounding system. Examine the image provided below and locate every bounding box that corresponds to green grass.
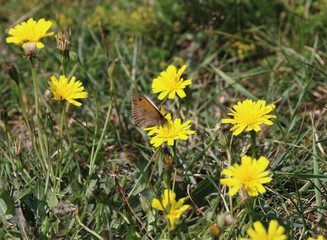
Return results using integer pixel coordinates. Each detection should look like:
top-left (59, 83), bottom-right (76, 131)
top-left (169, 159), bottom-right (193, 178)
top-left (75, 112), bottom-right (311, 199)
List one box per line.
top-left (0, 0), bottom-right (327, 239)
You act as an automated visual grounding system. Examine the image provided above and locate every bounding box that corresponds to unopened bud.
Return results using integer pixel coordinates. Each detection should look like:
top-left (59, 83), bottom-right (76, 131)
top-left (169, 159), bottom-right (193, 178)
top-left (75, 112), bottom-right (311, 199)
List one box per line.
top-left (139, 194), bottom-right (151, 213)
top-left (69, 51), bottom-right (78, 62)
top-left (45, 110), bottom-right (54, 132)
top-left (6, 64), bottom-right (19, 84)
top-left (55, 28), bottom-right (72, 52)
top-left (209, 224), bottom-right (221, 238)
top-left (1, 108), bottom-right (8, 126)
top-left (14, 139), bottom-right (22, 157)
top-left (33, 114), bottom-right (45, 134)
top-left (218, 131), bottom-right (229, 150)
top-left (217, 212), bottom-right (233, 229)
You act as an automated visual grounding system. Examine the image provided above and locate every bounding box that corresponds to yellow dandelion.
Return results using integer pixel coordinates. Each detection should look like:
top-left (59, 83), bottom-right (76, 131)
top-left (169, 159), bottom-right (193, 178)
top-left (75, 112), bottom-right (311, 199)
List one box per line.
top-left (6, 18), bottom-right (54, 49)
top-left (152, 189), bottom-right (190, 229)
top-left (152, 65), bottom-right (192, 100)
top-left (220, 155), bottom-right (272, 197)
top-left (221, 99), bottom-right (276, 136)
top-left (48, 75), bottom-right (88, 106)
top-left (309, 236), bottom-right (325, 240)
top-left (240, 220), bottom-right (287, 240)
top-left (146, 114), bottom-right (195, 148)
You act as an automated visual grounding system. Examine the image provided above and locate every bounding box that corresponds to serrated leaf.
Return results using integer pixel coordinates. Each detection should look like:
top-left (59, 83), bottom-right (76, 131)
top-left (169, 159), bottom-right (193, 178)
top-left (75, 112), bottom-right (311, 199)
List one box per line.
top-left (0, 198), bottom-right (7, 217)
top-left (0, 189), bottom-right (15, 216)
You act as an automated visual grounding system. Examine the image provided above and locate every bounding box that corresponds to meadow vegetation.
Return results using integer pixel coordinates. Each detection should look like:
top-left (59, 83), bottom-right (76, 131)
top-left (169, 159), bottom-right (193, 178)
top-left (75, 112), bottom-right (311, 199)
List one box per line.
top-left (0, 0), bottom-right (326, 239)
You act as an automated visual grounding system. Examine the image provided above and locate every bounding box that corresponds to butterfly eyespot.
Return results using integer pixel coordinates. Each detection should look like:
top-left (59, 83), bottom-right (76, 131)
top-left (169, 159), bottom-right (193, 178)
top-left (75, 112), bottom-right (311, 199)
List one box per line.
top-left (138, 97), bottom-right (142, 101)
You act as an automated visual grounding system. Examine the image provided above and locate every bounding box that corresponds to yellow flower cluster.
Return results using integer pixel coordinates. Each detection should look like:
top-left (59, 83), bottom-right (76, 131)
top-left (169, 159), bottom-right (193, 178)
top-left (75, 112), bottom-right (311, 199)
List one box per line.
top-left (6, 18), bottom-right (88, 106)
top-left (232, 41), bottom-right (256, 61)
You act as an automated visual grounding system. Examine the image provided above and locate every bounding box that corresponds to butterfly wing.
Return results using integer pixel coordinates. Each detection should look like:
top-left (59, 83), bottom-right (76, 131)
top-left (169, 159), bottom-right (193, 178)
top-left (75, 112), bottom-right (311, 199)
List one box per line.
top-left (131, 93), bottom-right (167, 129)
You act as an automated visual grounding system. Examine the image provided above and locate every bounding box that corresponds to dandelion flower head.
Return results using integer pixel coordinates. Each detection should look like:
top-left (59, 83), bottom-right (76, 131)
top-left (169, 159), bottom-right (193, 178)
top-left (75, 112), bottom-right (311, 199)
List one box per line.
top-left (308, 236), bottom-right (325, 240)
top-left (152, 189), bottom-right (190, 229)
top-left (152, 65), bottom-right (192, 100)
top-left (146, 114), bottom-right (195, 147)
top-left (6, 18), bottom-right (54, 49)
top-left (221, 99), bottom-right (276, 136)
top-left (240, 220), bottom-right (287, 240)
top-left (220, 155), bottom-right (272, 197)
top-left (48, 75), bottom-right (88, 106)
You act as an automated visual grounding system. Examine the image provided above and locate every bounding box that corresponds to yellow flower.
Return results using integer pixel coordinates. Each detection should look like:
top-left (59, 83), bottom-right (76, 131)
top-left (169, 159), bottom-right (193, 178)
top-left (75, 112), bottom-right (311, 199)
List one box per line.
top-left (6, 18), bottom-right (54, 49)
top-left (48, 75), bottom-right (88, 106)
top-left (240, 220), bottom-right (287, 240)
top-left (220, 155), bottom-right (272, 197)
top-left (152, 189), bottom-right (190, 229)
top-left (152, 65), bottom-right (192, 100)
top-left (221, 99), bottom-right (276, 136)
top-left (309, 236), bottom-right (325, 240)
top-left (146, 114), bottom-right (195, 147)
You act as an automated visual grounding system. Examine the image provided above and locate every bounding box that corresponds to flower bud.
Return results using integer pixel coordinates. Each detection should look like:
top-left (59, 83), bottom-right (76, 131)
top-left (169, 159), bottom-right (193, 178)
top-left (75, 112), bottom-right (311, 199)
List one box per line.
top-left (56, 28), bottom-right (71, 69)
top-left (14, 139), bottom-right (22, 157)
top-left (45, 110), bottom-right (54, 133)
top-left (33, 114), bottom-right (45, 134)
top-left (6, 64), bottom-right (19, 84)
top-left (1, 108), bottom-right (8, 126)
top-left (139, 194), bottom-right (151, 213)
top-left (55, 28), bottom-right (71, 52)
top-left (209, 224), bottom-right (221, 239)
top-left (217, 212), bottom-right (233, 228)
top-left (69, 51), bottom-right (78, 62)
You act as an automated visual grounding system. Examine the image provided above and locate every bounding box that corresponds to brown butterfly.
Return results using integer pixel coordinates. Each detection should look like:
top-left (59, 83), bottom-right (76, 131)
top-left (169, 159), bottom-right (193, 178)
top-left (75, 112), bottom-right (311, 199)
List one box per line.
top-left (131, 92), bottom-right (167, 129)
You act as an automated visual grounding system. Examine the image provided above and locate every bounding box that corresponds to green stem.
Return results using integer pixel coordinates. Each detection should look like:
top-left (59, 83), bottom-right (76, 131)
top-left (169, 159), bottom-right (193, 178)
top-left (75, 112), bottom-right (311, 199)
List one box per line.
top-left (172, 142), bottom-right (178, 192)
top-left (89, 101), bottom-right (112, 175)
top-left (89, 59), bottom-right (119, 175)
top-left (30, 58), bottom-right (39, 115)
top-left (60, 53), bottom-right (68, 76)
top-left (63, 105), bottom-right (72, 148)
top-left (30, 58), bottom-right (49, 176)
top-left (250, 131), bottom-right (257, 158)
top-left (56, 102), bottom-right (66, 194)
top-left (16, 82), bottom-right (45, 173)
top-left (312, 116), bottom-right (322, 221)
top-left (33, 114), bottom-right (49, 177)
top-left (245, 199), bottom-right (254, 229)
top-left (75, 207), bottom-right (103, 240)
top-left (4, 126), bottom-right (16, 176)
top-left (226, 147), bottom-right (233, 216)
top-left (128, 148), bottom-right (160, 198)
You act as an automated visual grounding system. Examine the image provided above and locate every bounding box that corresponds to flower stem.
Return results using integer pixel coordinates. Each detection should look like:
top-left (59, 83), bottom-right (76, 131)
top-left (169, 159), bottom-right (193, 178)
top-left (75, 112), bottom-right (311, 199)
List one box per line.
top-left (16, 82), bottom-right (45, 173)
top-left (56, 101), bottom-right (66, 193)
top-left (89, 59), bottom-right (119, 175)
top-left (244, 200), bottom-right (254, 229)
top-left (60, 53), bottom-right (68, 76)
top-left (226, 146), bottom-right (233, 216)
top-left (3, 124), bottom-right (16, 177)
top-left (172, 141), bottom-right (178, 192)
top-left (89, 100), bottom-right (112, 175)
top-left (128, 147), bottom-right (161, 199)
top-left (30, 58), bottom-right (39, 115)
top-left (250, 131), bottom-right (257, 158)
